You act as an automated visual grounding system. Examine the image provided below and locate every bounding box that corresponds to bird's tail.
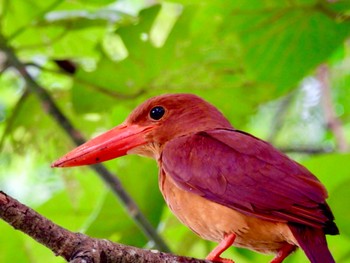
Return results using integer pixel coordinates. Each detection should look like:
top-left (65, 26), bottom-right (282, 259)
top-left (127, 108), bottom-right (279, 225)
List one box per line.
top-left (289, 224), bottom-right (335, 263)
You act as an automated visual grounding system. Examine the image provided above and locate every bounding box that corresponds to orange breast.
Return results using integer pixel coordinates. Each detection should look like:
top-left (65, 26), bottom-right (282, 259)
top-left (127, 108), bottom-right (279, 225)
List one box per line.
top-left (159, 171), bottom-right (298, 254)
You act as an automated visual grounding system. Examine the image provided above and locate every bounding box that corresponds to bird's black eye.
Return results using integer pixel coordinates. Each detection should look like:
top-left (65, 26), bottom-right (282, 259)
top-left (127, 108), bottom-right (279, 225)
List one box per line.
top-left (150, 106), bottom-right (165, 120)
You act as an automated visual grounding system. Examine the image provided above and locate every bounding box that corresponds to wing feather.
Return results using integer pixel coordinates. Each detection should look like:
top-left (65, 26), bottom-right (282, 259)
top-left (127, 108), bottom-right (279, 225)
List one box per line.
top-left (161, 129), bottom-right (333, 229)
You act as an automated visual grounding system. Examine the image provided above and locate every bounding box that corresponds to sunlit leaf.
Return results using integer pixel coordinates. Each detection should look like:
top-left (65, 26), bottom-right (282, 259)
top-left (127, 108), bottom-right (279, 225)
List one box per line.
top-left (227, 1), bottom-right (350, 92)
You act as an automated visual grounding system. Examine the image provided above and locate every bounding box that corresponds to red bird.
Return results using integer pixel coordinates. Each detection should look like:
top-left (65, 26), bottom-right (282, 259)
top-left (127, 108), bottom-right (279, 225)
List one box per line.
top-left (52, 94), bottom-right (339, 263)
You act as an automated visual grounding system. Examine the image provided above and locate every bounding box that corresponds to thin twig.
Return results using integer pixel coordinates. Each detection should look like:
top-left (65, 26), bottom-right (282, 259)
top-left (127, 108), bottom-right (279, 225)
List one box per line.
top-left (278, 145), bottom-right (334, 155)
top-left (317, 64), bottom-right (348, 152)
top-left (0, 88), bottom-right (30, 151)
top-left (28, 62), bottom-right (147, 100)
top-left (267, 92), bottom-right (295, 144)
top-left (8, 0), bottom-right (65, 41)
top-left (0, 191), bottom-right (207, 263)
top-left (230, 1), bottom-right (350, 23)
top-left (79, 78), bottom-right (147, 100)
top-left (0, 32), bottom-right (170, 253)
top-left (316, 0), bottom-right (350, 22)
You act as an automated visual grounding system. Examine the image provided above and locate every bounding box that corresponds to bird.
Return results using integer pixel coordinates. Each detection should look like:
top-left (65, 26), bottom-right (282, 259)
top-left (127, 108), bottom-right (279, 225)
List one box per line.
top-left (52, 93), bottom-right (339, 263)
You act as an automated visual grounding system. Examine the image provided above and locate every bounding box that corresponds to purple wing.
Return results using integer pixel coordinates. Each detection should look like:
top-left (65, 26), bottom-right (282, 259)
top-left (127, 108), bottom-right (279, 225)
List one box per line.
top-left (161, 129), bottom-right (335, 230)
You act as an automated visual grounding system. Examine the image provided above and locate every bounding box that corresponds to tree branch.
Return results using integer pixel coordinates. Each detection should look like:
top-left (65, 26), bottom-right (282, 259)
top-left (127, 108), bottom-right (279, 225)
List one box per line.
top-left (27, 62), bottom-right (147, 100)
top-left (278, 145), bottom-right (334, 155)
top-left (0, 32), bottom-right (170, 252)
top-left (0, 191), bottom-right (208, 263)
top-left (317, 64), bottom-right (348, 152)
top-left (267, 92), bottom-right (294, 144)
top-left (0, 88), bottom-right (30, 151)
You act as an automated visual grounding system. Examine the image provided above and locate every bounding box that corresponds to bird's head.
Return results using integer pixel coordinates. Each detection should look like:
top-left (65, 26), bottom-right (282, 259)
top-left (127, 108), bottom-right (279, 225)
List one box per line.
top-left (52, 93), bottom-right (233, 167)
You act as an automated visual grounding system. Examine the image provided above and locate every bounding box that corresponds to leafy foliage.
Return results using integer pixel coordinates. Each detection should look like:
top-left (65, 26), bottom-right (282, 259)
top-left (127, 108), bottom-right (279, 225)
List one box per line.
top-left (1, 0), bottom-right (350, 262)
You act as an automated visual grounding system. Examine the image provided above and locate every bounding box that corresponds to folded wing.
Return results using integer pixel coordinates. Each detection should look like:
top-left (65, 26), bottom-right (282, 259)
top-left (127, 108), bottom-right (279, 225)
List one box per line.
top-left (161, 129), bottom-right (336, 232)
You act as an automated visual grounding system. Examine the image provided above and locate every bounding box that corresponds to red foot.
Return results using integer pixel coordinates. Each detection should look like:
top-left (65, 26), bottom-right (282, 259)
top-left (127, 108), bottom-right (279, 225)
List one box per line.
top-left (208, 258), bottom-right (234, 263)
top-left (206, 233), bottom-right (236, 263)
top-left (270, 243), bottom-right (296, 263)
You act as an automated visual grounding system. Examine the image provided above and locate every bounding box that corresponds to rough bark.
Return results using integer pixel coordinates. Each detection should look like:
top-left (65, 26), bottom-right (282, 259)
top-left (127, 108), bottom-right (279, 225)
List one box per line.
top-left (0, 191), bottom-right (210, 263)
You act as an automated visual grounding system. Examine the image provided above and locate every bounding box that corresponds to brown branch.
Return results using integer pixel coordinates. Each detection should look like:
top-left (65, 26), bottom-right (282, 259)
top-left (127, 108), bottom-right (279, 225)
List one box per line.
top-left (317, 64), bottom-right (348, 152)
top-left (78, 77), bottom-right (147, 100)
top-left (267, 92), bottom-right (295, 144)
top-left (27, 62), bottom-right (147, 100)
top-left (0, 88), bottom-right (30, 150)
top-left (0, 32), bottom-right (170, 252)
top-left (278, 145), bottom-right (334, 155)
top-left (316, 0), bottom-right (350, 22)
top-left (0, 191), bottom-right (209, 263)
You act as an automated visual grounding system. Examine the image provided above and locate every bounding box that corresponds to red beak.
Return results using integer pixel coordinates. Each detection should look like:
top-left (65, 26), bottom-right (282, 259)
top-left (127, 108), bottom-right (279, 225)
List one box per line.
top-left (51, 124), bottom-right (154, 168)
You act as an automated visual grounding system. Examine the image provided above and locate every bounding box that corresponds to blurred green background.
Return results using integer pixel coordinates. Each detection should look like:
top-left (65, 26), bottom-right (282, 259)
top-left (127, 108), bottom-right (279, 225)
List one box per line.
top-left (0, 0), bottom-right (350, 262)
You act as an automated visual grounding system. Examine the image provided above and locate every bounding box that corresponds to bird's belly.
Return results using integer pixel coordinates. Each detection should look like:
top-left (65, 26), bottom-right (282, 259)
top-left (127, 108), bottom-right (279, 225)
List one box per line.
top-left (159, 173), bottom-right (297, 254)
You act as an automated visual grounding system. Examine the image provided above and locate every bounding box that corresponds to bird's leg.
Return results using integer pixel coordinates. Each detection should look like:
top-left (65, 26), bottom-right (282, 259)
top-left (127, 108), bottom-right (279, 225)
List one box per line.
top-left (270, 243), bottom-right (296, 263)
top-left (206, 233), bottom-right (236, 263)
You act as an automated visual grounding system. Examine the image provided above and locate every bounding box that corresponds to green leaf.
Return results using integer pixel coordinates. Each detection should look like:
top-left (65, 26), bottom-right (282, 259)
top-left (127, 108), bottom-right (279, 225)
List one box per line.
top-left (37, 169), bottom-right (105, 230)
top-left (0, 213), bottom-right (64, 263)
top-left (0, 222), bottom-right (30, 263)
top-left (16, 26), bottom-right (105, 58)
top-left (329, 179), bottom-right (350, 237)
top-left (227, 1), bottom-right (350, 92)
top-left (302, 153), bottom-right (350, 191)
top-left (2, 0), bottom-right (60, 37)
top-left (70, 3), bottom-right (273, 126)
top-left (302, 154), bottom-right (350, 239)
top-left (86, 156), bottom-right (164, 247)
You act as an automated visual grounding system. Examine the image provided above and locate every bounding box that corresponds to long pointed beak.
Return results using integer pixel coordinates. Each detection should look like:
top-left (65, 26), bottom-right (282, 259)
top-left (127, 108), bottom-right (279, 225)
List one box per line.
top-left (51, 124), bottom-right (154, 168)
